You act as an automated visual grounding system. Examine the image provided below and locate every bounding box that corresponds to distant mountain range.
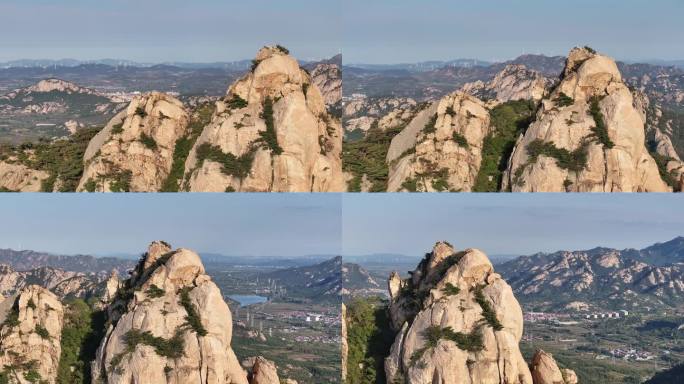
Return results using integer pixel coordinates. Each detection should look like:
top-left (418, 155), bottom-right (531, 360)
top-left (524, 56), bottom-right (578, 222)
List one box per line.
top-left (497, 237), bottom-right (684, 311)
top-left (266, 256), bottom-right (342, 301)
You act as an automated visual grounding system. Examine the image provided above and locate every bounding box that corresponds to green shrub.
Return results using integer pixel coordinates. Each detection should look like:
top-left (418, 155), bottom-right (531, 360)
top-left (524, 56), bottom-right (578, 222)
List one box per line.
top-left (179, 287), bottom-right (208, 336)
top-left (226, 94), bottom-right (248, 109)
top-left (111, 122), bottom-right (124, 135)
top-left (258, 97), bottom-right (283, 155)
top-left (584, 46), bottom-right (597, 54)
top-left (135, 107), bottom-right (147, 118)
top-left (588, 96), bottom-right (614, 149)
top-left (251, 59), bottom-right (261, 71)
top-left (195, 143), bottom-right (254, 179)
top-left (302, 83), bottom-right (309, 95)
top-left (555, 92), bottom-right (575, 107)
top-left (113, 328), bottom-right (185, 367)
top-left (445, 106), bottom-right (456, 116)
top-left (527, 139), bottom-right (588, 173)
top-left (422, 114), bottom-right (438, 134)
top-left (161, 103), bottom-right (215, 192)
top-left (473, 285), bottom-right (503, 331)
top-left (275, 44), bottom-right (290, 54)
top-left (109, 170), bottom-right (133, 192)
top-left (27, 298), bottom-right (36, 309)
top-left (410, 325), bottom-right (483, 365)
top-left (35, 325), bottom-right (50, 339)
top-left (57, 299), bottom-right (107, 384)
top-left (139, 133), bottom-right (157, 150)
top-left (651, 152), bottom-right (679, 190)
top-left (225, 186), bottom-right (236, 192)
top-left (473, 100), bottom-right (536, 192)
top-left (401, 177), bottom-right (418, 192)
top-left (146, 284), bottom-right (165, 299)
top-left (441, 283), bottom-right (460, 296)
top-left (84, 178), bottom-right (97, 192)
top-left (23, 369), bottom-right (41, 383)
top-left (452, 132), bottom-right (469, 148)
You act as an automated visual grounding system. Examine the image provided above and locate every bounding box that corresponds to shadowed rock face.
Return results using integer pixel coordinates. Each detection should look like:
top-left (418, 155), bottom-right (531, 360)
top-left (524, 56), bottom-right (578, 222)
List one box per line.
top-left (385, 242), bottom-right (577, 384)
top-left (0, 285), bottom-right (64, 384)
top-left (91, 241), bottom-right (281, 384)
top-left (503, 47), bottom-right (670, 192)
top-left (387, 93), bottom-right (490, 192)
top-left (183, 46), bottom-right (344, 192)
top-left (78, 92), bottom-right (190, 192)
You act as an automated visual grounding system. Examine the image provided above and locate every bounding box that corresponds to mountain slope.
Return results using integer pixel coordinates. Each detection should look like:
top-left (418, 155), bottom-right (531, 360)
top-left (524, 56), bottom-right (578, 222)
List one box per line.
top-left (266, 256), bottom-right (342, 300)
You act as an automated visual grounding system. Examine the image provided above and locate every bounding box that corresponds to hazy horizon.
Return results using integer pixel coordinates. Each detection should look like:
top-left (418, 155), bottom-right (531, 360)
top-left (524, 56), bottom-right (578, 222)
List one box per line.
top-left (0, 0), bottom-right (340, 62)
top-left (343, 0), bottom-right (684, 64)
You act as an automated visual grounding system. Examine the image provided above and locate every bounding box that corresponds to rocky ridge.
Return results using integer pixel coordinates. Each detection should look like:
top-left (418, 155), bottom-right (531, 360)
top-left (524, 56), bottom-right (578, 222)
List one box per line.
top-left (384, 241), bottom-right (576, 384)
top-left (0, 285), bottom-right (64, 384)
top-left (182, 46), bottom-right (343, 192)
top-left (0, 264), bottom-right (103, 298)
top-left (91, 241), bottom-right (281, 384)
top-left (461, 64), bottom-right (552, 105)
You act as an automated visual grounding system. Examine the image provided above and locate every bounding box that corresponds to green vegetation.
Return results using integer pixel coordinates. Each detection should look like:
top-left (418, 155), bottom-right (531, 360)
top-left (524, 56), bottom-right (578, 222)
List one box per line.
top-left (83, 178), bottom-right (97, 192)
top-left (35, 325), bottom-right (50, 339)
top-left (27, 298), bottom-right (36, 309)
top-left (410, 325), bottom-right (483, 366)
top-left (139, 133), bottom-right (157, 150)
top-left (111, 122), bottom-right (124, 135)
top-left (195, 143), bottom-right (254, 179)
top-left (146, 284), bottom-right (165, 298)
top-left (440, 283), bottom-right (460, 296)
top-left (400, 177), bottom-right (417, 192)
top-left (57, 299), bottom-right (107, 384)
top-left (451, 132), bottom-right (469, 148)
top-left (251, 59), bottom-right (261, 71)
top-left (473, 285), bottom-right (503, 331)
top-left (430, 171), bottom-right (449, 192)
top-left (527, 139), bottom-right (588, 173)
top-left (584, 46), bottom-right (597, 54)
top-left (135, 106), bottom-right (147, 118)
top-left (588, 96), bottom-right (614, 149)
top-left (342, 122), bottom-right (406, 192)
top-left (108, 170), bottom-right (133, 192)
top-left (345, 297), bottom-right (395, 384)
top-left (275, 44), bottom-right (290, 55)
top-left (473, 100), bottom-right (536, 192)
top-left (650, 151), bottom-right (680, 190)
top-left (445, 106), bottom-right (456, 116)
top-left (111, 329), bottom-right (185, 368)
top-left (2, 300), bottom-right (20, 328)
top-left (422, 113), bottom-right (438, 134)
top-left (161, 103), bottom-right (215, 192)
top-left (555, 92), bottom-right (575, 107)
top-left (226, 94), bottom-right (248, 109)
top-left (179, 287), bottom-right (208, 336)
top-left (258, 97), bottom-right (283, 155)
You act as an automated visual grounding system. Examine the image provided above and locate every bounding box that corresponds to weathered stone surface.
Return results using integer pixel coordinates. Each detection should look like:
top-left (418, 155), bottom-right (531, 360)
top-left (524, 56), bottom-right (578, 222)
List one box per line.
top-left (462, 64), bottom-right (551, 104)
top-left (503, 47), bottom-right (669, 192)
top-left (387, 93), bottom-right (490, 192)
top-left (0, 285), bottom-right (64, 384)
top-left (78, 92), bottom-right (190, 192)
top-left (0, 161), bottom-right (49, 192)
top-left (530, 350), bottom-right (567, 384)
top-left (184, 46), bottom-right (343, 192)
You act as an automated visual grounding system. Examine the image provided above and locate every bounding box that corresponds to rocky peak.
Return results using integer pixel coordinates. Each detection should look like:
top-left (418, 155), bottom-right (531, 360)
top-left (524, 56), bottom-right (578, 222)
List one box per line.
top-left (462, 64), bottom-right (551, 103)
top-left (27, 78), bottom-right (91, 94)
top-left (78, 92), bottom-right (190, 192)
top-left (183, 46), bottom-right (343, 192)
top-left (384, 242), bottom-right (576, 384)
top-left (503, 47), bottom-right (670, 192)
top-left (92, 241), bottom-right (279, 384)
top-left (387, 92), bottom-right (491, 192)
top-left (0, 285), bottom-right (64, 384)
top-left (530, 350), bottom-right (578, 384)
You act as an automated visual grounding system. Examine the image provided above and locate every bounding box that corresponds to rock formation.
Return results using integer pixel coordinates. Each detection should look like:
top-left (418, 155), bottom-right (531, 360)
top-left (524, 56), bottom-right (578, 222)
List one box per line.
top-left (0, 285), bottom-right (64, 384)
top-left (309, 54), bottom-right (342, 112)
top-left (503, 47), bottom-right (670, 192)
top-left (183, 46), bottom-right (343, 192)
top-left (385, 241), bottom-right (576, 384)
top-left (0, 161), bottom-right (49, 192)
top-left (386, 93), bottom-right (491, 192)
top-left (0, 264), bottom-right (101, 298)
top-left (91, 241), bottom-right (280, 384)
top-left (78, 92), bottom-right (190, 192)
top-left (530, 350), bottom-right (577, 384)
top-left (461, 64), bottom-right (551, 104)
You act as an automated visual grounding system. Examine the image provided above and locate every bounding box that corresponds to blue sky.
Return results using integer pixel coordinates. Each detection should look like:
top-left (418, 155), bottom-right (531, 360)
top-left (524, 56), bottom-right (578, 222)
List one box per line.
top-left (343, 0), bottom-right (684, 63)
top-left (342, 194), bottom-right (684, 257)
top-left (0, 194), bottom-right (342, 256)
top-left (0, 0), bottom-right (341, 62)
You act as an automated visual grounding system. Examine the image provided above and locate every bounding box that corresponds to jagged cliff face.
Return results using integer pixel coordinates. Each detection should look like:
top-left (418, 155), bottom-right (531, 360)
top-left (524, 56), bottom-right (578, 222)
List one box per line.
top-left (77, 92), bottom-right (190, 192)
top-left (387, 93), bottom-right (491, 192)
top-left (384, 242), bottom-right (576, 384)
top-left (0, 161), bottom-right (48, 192)
top-left (91, 241), bottom-right (280, 384)
top-left (183, 46), bottom-right (343, 192)
top-left (0, 285), bottom-right (64, 384)
top-left (310, 56), bottom-right (342, 112)
top-left (462, 64), bottom-right (551, 104)
top-left (0, 264), bottom-right (102, 298)
top-left (503, 47), bottom-right (670, 192)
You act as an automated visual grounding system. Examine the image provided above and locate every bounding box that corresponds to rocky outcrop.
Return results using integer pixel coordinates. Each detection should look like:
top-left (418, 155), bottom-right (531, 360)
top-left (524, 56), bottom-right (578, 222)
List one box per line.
top-left (0, 285), bottom-right (64, 384)
top-left (309, 55), bottom-right (342, 112)
top-left (503, 47), bottom-right (670, 192)
top-left (245, 356), bottom-right (280, 384)
top-left (384, 242), bottom-right (575, 384)
top-left (0, 264), bottom-right (101, 298)
top-left (91, 241), bottom-right (279, 384)
top-left (0, 161), bottom-right (49, 192)
top-left (183, 46), bottom-right (343, 192)
top-left (530, 350), bottom-right (577, 384)
top-left (462, 64), bottom-right (551, 104)
top-left (78, 92), bottom-right (190, 192)
top-left (387, 93), bottom-right (491, 192)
